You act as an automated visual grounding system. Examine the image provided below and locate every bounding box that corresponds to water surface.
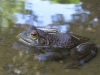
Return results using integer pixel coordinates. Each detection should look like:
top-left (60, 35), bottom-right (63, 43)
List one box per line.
top-left (0, 0), bottom-right (100, 75)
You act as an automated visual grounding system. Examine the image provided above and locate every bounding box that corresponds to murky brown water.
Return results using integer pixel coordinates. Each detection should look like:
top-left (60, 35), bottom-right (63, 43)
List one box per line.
top-left (0, 23), bottom-right (100, 75)
top-left (0, 0), bottom-right (100, 75)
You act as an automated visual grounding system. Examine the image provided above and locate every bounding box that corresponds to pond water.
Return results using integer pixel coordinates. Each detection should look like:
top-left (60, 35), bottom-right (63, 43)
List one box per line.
top-left (0, 0), bottom-right (100, 75)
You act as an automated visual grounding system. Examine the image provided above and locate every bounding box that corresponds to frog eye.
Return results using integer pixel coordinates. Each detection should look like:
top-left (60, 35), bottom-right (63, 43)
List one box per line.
top-left (30, 32), bottom-right (38, 39)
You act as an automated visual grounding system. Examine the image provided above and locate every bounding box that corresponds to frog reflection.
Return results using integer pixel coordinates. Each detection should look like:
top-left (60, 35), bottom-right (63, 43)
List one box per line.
top-left (17, 25), bottom-right (97, 69)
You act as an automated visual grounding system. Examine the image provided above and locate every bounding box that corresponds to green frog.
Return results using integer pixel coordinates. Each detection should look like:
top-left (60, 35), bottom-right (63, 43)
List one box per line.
top-left (17, 26), bottom-right (97, 69)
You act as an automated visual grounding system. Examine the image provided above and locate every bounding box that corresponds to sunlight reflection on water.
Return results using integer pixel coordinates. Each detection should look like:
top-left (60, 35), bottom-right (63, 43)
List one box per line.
top-left (0, 0), bottom-right (100, 75)
top-left (15, 0), bottom-right (85, 26)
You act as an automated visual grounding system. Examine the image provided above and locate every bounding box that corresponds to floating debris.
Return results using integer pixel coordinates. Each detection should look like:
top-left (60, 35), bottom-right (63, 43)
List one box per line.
top-left (14, 68), bottom-right (21, 75)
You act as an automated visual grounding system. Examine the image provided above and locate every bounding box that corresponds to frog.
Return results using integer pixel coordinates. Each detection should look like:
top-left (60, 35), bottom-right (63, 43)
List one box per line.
top-left (17, 25), bottom-right (97, 69)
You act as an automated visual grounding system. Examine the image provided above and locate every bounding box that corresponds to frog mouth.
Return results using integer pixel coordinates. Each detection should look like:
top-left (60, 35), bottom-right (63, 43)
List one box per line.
top-left (17, 33), bottom-right (39, 46)
top-left (17, 28), bottom-right (60, 47)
